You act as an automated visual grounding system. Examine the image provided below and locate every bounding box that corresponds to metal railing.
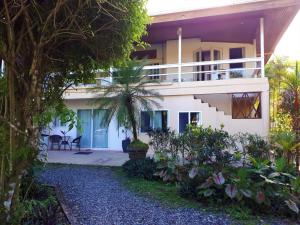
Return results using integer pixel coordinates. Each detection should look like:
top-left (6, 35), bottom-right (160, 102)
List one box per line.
top-left (84, 57), bottom-right (263, 86)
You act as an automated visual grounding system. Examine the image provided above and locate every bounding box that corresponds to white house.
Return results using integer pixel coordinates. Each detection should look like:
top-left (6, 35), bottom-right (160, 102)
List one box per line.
top-left (50, 0), bottom-right (300, 151)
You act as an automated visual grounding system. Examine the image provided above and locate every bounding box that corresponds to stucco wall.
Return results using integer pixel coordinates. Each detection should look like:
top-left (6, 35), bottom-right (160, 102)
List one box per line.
top-left (141, 39), bottom-right (257, 82)
top-left (51, 87), bottom-right (269, 151)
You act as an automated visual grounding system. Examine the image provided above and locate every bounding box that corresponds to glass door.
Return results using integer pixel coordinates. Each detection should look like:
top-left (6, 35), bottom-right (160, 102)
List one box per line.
top-left (77, 109), bottom-right (92, 148)
top-left (92, 109), bottom-right (108, 148)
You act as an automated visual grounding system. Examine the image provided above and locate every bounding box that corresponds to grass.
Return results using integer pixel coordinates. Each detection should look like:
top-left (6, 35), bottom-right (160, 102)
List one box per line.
top-left (112, 167), bottom-right (280, 225)
top-left (113, 167), bottom-right (200, 209)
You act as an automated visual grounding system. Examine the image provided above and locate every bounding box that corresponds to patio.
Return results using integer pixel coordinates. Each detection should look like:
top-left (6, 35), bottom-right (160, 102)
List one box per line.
top-left (46, 150), bottom-right (130, 166)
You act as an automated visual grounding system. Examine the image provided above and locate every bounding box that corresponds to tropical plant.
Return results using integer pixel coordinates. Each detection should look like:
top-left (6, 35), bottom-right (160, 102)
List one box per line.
top-left (96, 60), bottom-right (162, 141)
top-left (280, 61), bottom-right (300, 169)
top-left (122, 158), bottom-right (157, 180)
top-left (234, 133), bottom-right (270, 166)
top-left (272, 131), bottom-right (300, 164)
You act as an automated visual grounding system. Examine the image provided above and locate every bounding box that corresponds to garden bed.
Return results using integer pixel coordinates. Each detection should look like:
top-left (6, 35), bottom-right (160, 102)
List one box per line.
top-left (115, 167), bottom-right (298, 225)
top-left (20, 177), bottom-right (70, 225)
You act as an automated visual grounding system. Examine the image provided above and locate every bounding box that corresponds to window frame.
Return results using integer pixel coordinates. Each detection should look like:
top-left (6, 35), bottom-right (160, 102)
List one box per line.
top-left (140, 110), bottom-right (169, 133)
top-left (231, 92), bottom-right (262, 119)
top-left (178, 111), bottom-right (202, 133)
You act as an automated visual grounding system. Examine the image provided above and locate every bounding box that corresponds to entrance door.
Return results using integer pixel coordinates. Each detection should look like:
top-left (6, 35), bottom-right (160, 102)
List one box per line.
top-left (92, 109), bottom-right (108, 148)
top-left (77, 109), bottom-right (108, 149)
top-left (77, 109), bottom-right (92, 148)
top-left (195, 50), bottom-right (211, 81)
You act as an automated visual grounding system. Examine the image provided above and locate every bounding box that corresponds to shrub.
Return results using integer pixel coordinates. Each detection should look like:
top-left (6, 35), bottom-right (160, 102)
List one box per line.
top-left (128, 139), bottom-right (149, 151)
top-left (234, 133), bottom-right (270, 164)
top-left (19, 168), bottom-right (68, 225)
top-left (148, 126), bottom-right (300, 218)
top-left (122, 158), bottom-right (157, 180)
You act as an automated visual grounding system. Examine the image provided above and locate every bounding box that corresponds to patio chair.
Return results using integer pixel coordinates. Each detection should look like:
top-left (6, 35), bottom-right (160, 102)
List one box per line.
top-left (49, 135), bottom-right (62, 150)
top-left (71, 136), bottom-right (81, 151)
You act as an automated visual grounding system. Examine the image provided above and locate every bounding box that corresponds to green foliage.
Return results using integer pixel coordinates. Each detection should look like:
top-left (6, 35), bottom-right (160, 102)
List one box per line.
top-left (147, 127), bottom-right (300, 218)
top-left (234, 133), bottom-right (270, 165)
top-left (128, 139), bottom-right (149, 151)
top-left (271, 131), bottom-right (300, 163)
top-left (19, 172), bottom-right (68, 225)
top-left (122, 158), bottom-right (157, 180)
top-left (95, 60), bottom-right (162, 140)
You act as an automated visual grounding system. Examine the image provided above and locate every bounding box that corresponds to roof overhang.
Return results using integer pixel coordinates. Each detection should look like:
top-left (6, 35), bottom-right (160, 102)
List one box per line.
top-left (143, 0), bottom-right (300, 59)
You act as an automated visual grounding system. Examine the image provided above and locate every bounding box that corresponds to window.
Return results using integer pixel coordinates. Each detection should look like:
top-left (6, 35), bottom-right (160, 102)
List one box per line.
top-left (232, 92), bottom-right (261, 119)
top-left (149, 63), bottom-right (160, 80)
top-left (179, 112), bottom-right (202, 133)
top-left (53, 117), bottom-right (66, 127)
top-left (195, 49), bottom-right (222, 81)
top-left (141, 111), bottom-right (152, 132)
top-left (141, 110), bottom-right (168, 132)
top-left (130, 50), bottom-right (157, 60)
top-left (229, 47), bottom-right (244, 69)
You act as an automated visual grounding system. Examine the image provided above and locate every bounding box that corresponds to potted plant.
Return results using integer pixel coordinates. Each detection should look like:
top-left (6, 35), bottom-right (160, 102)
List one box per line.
top-left (122, 125), bottom-right (131, 153)
top-left (127, 139), bottom-right (149, 159)
top-left (96, 60), bottom-right (162, 159)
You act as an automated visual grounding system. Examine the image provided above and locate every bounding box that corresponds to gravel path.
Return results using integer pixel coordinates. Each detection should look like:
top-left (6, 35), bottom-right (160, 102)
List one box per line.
top-left (38, 165), bottom-right (233, 225)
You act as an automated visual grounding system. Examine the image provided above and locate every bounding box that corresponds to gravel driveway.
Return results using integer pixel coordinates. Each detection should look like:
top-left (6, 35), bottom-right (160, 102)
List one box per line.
top-left (38, 165), bottom-right (233, 225)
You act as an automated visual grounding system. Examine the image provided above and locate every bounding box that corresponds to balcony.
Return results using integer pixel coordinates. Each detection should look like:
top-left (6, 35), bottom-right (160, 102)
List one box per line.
top-left (95, 57), bottom-right (263, 86)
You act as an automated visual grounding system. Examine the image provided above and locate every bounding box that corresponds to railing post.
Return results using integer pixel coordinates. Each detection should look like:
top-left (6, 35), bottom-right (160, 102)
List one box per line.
top-left (260, 17), bottom-right (265, 78)
top-left (177, 27), bottom-right (182, 82)
top-left (109, 67), bottom-right (113, 83)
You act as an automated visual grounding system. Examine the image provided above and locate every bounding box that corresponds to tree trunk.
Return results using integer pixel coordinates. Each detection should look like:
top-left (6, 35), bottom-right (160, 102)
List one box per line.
top-left (126, 99), bottom-right (138, 141)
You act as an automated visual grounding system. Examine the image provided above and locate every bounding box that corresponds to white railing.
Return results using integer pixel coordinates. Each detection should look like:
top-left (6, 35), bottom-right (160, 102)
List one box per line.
top-left (91, 57), bottom-right (262, 86)
top-left (141, 57), bottom-right (262, 83)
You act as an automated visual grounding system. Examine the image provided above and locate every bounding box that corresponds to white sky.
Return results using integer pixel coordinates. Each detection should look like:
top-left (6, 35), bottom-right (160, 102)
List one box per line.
top-left (147, 0), bottom-right (300, 60)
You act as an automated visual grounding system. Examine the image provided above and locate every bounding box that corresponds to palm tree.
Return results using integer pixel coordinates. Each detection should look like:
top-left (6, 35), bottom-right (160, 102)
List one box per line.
top-left (96, 60), bottom-right (162, 142)
top-left (273, 131), bottom-right (300, 164)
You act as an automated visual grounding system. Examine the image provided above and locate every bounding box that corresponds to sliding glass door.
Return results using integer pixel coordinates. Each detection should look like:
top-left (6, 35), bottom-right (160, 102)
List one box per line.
top-left (77, 109), bottom-right (108, 149)
top-left (77, 109), bottom-right (92, 148)
top-left (92, 109), bottom-right (108, 148)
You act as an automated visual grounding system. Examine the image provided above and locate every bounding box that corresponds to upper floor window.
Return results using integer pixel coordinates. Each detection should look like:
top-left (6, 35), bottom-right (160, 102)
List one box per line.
top-left (141, 110), bottom-right (168, 132)
top-left (195, 49), bottom-right (222, 81)
top-left (131, 50), bottom-right (157, 60)
top-left (148, 63), bottom-right (160, 80)
top-left (179, 112), bottom-right (202, 133)
top-left (232, 92), bottom-right (261, 119)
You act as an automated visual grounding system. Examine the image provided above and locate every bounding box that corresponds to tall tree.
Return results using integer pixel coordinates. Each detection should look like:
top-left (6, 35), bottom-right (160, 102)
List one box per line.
top-left (0, 0), bottom-right (148, 222)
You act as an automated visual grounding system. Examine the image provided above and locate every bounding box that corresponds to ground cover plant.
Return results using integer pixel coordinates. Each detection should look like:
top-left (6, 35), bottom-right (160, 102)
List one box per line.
top-left (18, 165), bottom-right (69, 225)
top-left (139, 126), bottom-right (300, 221)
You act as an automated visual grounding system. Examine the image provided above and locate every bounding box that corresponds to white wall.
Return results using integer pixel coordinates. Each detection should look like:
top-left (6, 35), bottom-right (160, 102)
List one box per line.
top-left (49, 99), bottom-right (127, 151)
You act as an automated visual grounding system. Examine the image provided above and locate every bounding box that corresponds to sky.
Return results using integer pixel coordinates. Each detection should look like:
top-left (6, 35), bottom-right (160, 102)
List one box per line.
top-left (147, 0), bottom-right (300, 60)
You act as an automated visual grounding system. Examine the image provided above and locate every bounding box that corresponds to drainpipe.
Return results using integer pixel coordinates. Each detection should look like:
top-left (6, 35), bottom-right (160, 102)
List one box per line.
top-left (177, 27), bottom-right (182, 82)
top-left (260, 18), bottom-right (265, 78)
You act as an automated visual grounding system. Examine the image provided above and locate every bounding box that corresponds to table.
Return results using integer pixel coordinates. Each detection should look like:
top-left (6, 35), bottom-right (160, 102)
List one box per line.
top-left (61, 135), bottom-right (71, 150)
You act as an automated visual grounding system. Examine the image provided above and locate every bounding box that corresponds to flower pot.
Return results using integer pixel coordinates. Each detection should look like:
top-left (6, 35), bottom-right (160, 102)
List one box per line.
top-left (127, 140), bottom-right (149, 160)
top-left (128, 148), bottom-right (147, 160)
top-left (122, 138), bottom-right (131, 153)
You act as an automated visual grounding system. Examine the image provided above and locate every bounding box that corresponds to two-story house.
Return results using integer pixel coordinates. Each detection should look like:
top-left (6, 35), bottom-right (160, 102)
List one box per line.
top-left (51, 0), bottom-right (300, 151)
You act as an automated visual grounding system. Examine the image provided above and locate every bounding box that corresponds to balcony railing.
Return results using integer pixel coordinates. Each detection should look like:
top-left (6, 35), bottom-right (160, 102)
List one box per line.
top-left (88, 57), bottom-right (263, 86)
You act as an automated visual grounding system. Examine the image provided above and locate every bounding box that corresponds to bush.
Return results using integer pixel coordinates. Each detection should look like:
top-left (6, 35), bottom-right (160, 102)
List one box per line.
top-left (149, 126), bottom-right (300, 218)
top-left (128, 139), bottom-right (149, 151)
top-left (20, 169), bottom-right (69, 225)
top-left (122, 158), bottom-right (157, 180)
